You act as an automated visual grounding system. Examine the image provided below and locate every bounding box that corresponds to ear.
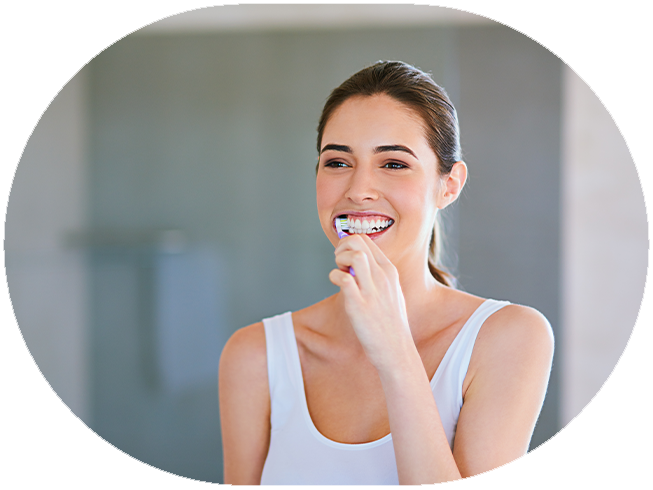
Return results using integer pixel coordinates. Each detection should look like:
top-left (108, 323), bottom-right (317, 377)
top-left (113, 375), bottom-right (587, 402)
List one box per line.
top-left (437, 161), bottom-right (467, 209)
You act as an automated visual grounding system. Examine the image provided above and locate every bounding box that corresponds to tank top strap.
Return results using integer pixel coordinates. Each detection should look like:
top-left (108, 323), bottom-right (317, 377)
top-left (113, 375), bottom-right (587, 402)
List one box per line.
top-left (432, 299), bottom-right (511, 399)
top-left (263, 311), bottom-right (302, 430)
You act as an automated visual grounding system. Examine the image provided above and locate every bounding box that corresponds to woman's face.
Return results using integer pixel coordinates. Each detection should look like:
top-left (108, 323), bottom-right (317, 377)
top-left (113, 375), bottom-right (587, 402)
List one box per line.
top-left (316, 94), bottom-right (445, 267)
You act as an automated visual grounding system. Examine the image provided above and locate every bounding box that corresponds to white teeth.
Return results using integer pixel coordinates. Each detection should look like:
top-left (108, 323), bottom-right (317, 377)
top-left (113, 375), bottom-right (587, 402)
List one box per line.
top-left (343, 216), bottom-right (394, 234)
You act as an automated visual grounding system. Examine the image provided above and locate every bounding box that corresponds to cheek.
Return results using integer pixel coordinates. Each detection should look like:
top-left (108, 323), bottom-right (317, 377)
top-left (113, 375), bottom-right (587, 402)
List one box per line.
top-left (394, 182), bottom-right (438, 231)
top-left (315, 174), bottom-right (340, 222)
top-left (395, 184), bottom-right (430, 216)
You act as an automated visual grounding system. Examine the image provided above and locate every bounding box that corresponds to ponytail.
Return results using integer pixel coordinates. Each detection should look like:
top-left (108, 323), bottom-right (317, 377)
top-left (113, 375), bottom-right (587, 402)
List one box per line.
top-left (427, 216), bottom-right (454, 287)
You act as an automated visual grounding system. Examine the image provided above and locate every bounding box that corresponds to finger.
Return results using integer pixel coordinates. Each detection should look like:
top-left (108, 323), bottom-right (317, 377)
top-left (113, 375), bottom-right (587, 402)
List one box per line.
top-left (336, 233), bottom-right (386, 261)
top-left (334, 249), bottom-right (375, 291)
top-left (335, 235), bottom-right (386, 281)
top-left (358, 234), bottom-right (394, 269)
top-left (328, 268), bottom-right (364, 301)
top-left (335, 234), bottom-right (376, 264)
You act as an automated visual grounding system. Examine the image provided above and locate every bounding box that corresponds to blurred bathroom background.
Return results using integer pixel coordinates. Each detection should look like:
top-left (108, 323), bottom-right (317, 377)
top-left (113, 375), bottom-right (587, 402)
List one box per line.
top-left (4, 5), bottom-right (647, 483)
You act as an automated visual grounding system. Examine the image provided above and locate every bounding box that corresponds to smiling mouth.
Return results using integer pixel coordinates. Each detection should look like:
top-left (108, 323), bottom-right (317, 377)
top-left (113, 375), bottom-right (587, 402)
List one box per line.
top-left (336, 215), bottom-right (395, 236)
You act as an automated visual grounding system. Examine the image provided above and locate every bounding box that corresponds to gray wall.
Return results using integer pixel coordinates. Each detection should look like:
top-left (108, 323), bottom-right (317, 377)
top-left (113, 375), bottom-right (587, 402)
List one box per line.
top-left (5, 73), bottom-right (90, 423)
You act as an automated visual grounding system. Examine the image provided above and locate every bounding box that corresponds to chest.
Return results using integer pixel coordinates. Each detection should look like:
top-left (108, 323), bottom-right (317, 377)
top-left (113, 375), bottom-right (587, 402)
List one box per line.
top-left (297, 327), bottom-right (460, 445)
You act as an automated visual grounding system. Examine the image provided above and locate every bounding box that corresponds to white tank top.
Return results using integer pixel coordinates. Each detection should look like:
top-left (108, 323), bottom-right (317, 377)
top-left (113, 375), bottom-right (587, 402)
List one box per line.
top-left (260, 299), bottom-right (510, 485)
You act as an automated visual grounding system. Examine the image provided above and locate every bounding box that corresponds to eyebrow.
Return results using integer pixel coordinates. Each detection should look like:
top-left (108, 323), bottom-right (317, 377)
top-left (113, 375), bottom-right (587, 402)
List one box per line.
top-left (373, 145), bottom-right (418, 159)
top-left (320, 144), bottom-right (352, 154)
top-left (320, 143), bottom-right (418, 159)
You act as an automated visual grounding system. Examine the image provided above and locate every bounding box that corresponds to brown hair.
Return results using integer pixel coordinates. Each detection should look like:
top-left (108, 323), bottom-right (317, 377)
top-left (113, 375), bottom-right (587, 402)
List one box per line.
top-left (316, 61), bottom-right (461, 287)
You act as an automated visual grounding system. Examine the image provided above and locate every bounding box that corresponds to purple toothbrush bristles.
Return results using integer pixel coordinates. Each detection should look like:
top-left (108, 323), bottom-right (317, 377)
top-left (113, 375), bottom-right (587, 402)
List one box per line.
top-left (335, 218), bottom-right (355, 277)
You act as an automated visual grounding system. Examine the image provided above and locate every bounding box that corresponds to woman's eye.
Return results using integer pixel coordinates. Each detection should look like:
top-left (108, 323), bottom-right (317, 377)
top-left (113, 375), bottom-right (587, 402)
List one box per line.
top-left (324, 161), bottom-right (349, 168)
top-left (383, 162), bottom-right (408, 169)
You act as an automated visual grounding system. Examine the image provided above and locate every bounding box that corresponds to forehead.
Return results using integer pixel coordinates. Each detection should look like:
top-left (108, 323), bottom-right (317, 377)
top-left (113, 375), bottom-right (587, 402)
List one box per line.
top-left (322, 94), bottom-right (428, 148)
top-left (328, 94), bottom-right (423, 128)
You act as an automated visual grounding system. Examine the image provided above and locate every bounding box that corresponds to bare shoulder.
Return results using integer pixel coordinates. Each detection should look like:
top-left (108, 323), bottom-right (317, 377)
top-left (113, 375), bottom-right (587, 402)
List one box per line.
top-left (467, 303), bottom-right (554, 386)
top-left (480, 304), bottom-right (554, 354)
top-left (434, 287), bottom-right (553, 353)
top-left (219, 322), bottom-right (271, 484)
top-left (219, 322), bottom-right (268, 385)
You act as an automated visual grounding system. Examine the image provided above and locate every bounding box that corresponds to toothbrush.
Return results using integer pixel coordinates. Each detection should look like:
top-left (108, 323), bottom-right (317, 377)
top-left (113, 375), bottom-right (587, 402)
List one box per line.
top-left (335, 217), bottom-right (355, 276)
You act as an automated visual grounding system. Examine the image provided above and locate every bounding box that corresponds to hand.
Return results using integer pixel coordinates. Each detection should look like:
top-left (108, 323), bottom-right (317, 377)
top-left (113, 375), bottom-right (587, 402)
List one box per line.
top-left (328, 234), bottom-right (413, 372)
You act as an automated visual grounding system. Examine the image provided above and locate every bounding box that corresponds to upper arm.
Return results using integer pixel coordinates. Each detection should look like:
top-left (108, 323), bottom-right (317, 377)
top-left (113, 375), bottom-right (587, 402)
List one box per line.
top-left (452, 305), bottom-right (554, 477)
top-left (218, 322), bottom-right (271, 484)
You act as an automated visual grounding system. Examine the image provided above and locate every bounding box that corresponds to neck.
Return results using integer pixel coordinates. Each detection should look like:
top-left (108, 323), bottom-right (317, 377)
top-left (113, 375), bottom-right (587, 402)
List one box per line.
top-left (394, 252), bottom-right (448, 339)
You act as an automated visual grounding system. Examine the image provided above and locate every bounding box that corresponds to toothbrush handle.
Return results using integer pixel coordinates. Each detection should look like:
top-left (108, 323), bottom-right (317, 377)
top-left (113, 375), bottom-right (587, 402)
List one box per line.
top-left (349, 266), bottom-right (355, 277)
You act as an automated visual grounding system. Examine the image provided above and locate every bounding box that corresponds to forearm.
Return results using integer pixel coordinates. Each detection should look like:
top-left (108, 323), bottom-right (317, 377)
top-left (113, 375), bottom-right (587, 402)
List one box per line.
top-left (379, 341), bottom-right (461, 484)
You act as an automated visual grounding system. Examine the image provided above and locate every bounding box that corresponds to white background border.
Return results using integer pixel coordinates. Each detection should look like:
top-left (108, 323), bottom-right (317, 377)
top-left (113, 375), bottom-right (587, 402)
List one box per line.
top-left (1, 1), bottom-right (651, 488)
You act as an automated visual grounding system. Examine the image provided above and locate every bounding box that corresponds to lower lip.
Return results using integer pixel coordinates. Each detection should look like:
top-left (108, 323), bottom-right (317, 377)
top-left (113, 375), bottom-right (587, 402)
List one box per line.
top-left (334, 223), bottom-right (393, 240)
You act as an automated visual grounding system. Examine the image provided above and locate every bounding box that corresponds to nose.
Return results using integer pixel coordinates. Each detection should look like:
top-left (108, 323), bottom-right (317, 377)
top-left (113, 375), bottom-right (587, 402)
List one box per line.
top-left (345, 163), bottom-right (379, 204)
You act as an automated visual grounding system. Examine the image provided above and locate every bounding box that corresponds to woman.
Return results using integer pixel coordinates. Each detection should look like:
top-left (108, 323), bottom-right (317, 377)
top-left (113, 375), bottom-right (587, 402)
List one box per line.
top-left (219, 61), bottom-right (554, 485)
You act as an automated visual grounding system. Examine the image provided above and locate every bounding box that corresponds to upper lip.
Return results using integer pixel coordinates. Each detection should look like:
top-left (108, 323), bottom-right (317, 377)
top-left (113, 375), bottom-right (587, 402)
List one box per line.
top-left (334, 210), bottom-right (394, 220)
